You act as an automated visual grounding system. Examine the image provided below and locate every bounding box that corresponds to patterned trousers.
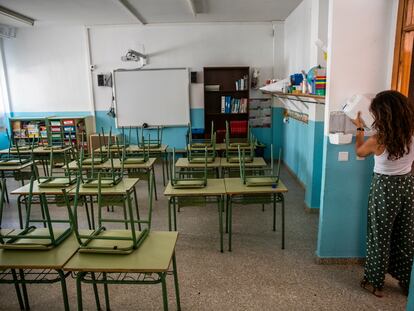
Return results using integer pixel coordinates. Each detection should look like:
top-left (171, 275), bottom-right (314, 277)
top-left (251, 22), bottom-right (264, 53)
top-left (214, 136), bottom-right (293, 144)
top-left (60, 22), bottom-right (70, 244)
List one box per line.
top-left (364, 173), bottom-right (414, 289)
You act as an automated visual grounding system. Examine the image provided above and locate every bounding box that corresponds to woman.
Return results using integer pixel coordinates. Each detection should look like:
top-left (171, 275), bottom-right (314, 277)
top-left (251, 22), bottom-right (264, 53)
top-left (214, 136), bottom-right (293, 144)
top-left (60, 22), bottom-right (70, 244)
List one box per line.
top-left (353, 90), bottom-right (414, 297)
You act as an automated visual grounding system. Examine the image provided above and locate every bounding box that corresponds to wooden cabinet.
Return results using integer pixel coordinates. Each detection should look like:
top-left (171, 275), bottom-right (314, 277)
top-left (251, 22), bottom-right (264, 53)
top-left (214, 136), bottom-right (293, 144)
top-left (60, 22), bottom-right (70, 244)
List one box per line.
top-left (203, 67), bottom-right (250, 141)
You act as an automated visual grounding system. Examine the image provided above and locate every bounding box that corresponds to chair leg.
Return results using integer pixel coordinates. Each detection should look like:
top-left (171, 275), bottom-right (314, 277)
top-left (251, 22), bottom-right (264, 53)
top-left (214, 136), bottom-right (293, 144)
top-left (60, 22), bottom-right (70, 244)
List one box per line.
top-left (91, 273), bottom-right (101, 311)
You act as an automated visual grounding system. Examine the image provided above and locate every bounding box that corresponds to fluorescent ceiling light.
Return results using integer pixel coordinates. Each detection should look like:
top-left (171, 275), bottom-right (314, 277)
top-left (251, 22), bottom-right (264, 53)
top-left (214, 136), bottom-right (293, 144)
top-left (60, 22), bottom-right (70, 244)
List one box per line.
top-left (0, 5), bottom-right (34, 26)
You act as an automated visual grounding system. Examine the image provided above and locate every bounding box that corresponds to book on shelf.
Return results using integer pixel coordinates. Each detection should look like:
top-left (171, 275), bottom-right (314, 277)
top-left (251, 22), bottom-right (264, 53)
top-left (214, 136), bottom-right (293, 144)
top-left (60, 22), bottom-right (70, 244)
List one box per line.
top-left (220, 96), bottom-right (248, 114)
top-left (235, 76), bottom-right (249, 91)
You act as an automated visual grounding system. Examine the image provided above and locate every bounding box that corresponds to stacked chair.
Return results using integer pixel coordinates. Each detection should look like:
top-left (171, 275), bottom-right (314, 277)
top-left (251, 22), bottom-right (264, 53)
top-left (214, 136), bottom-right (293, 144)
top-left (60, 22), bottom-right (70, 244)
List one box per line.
top-left (170, 147), bottom-right (208, 189)
top-left (239, 144), bottom-right (281, 187)
top-left (0, 176), bottom-right (72, 250)
top-left (187, 122), bottom-right (217, 164)
top-left (62, 170), bottom-right (153, 254)
top-left (139, 126), bottom-right (163, 149)
top-left (225, 121), bottom-right (255, 163)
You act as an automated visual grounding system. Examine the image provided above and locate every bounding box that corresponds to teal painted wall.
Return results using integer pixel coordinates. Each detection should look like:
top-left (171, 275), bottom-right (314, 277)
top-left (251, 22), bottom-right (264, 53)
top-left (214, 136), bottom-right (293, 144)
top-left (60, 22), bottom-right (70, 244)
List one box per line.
top-left (281, 114), bottom-right (324, 209)
top-left (408, 264), bottom-right (414, 310)
top-left (317, 137), bottom-right (374, 258)
top-left (190, 108), bottom-right (204, 129)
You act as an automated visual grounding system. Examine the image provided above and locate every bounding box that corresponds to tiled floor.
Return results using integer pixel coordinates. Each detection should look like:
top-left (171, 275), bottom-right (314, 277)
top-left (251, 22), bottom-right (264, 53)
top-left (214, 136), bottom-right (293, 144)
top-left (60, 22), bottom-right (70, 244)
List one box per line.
top-left (0, 164), bottom-right (408, 310)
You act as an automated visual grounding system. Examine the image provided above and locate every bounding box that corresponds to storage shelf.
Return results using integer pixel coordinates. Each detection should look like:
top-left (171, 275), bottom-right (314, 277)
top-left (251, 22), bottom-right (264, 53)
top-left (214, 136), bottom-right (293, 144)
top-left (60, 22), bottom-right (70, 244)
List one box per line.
top-left (205, 90), bottom-right (249, 93)
top-left (262, 90), bottom-right (325, 104)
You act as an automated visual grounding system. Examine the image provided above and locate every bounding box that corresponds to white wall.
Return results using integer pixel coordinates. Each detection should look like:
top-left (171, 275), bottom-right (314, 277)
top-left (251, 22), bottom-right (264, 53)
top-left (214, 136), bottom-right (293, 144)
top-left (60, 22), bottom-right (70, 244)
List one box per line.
top-left (3, 26), bottom-right (91, 113)
top-left (324, 0), bottom-right (397, 134)
top-left (284, 0), bottom-right (312, 76)
top-left (88, 23), bottom-right (275, 112)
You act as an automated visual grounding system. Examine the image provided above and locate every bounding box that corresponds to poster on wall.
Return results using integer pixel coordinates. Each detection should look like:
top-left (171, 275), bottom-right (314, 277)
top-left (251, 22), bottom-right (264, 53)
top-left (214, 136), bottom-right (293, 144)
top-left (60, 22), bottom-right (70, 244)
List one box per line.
top-left (249, 98), bottom-right (272, 128)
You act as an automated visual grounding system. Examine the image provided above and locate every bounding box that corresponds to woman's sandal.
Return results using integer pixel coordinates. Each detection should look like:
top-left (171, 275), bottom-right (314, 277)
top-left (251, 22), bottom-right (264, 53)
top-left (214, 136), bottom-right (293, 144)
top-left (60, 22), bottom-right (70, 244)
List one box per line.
top-left (360, 278), bottom-right (384, 297)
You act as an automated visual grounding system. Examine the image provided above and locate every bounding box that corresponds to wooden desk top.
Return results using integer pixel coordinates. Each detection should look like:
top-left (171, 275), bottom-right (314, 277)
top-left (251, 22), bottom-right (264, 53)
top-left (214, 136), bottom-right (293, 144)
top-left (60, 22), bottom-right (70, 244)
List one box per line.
top-left (175, 157), bottom-right (221, 168)
top-left (224, 178), bottom-right (288, 195)
top-left (220, 157), bottom-right (267, 168)
top-left (95, 145), bottom-right (168, 154)
top-left (0, 161), bottom-right (33, 171)
top-left (0, 233), bottom-right (79, 270)
top-left (164, 179), bottom-right (226, 197)
top-left (64, 231), bottom-right (178, 273)
top-left (126, 144), bottom-right (168, 153)
top-left (0, 146), bottom-right (72, 155)
top-left (11, 180), bottom-right (76, 195)
top-left (68, 158), bottom-right (156, 170)
top-left (69, 178), bottom-right (139, 195)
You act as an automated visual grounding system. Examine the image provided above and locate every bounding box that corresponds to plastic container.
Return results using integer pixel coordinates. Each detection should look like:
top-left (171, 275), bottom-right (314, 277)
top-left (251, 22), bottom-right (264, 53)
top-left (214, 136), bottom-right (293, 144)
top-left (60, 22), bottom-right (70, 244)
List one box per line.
top-left (342, 94), bottom-right (375, 130)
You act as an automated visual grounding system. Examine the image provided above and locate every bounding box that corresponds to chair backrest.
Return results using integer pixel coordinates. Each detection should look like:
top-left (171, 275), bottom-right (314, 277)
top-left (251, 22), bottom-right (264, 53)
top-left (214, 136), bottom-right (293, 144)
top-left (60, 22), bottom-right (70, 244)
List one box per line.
top-left (140, 126), bottom-right (163, 148)
top-left (239, 144), bottom-right (282, 185)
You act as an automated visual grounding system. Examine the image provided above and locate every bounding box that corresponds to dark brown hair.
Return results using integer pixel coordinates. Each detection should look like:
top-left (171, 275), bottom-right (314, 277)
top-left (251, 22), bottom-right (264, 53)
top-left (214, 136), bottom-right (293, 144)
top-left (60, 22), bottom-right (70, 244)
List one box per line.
top-left (370, 90), bottom-right (414, 160)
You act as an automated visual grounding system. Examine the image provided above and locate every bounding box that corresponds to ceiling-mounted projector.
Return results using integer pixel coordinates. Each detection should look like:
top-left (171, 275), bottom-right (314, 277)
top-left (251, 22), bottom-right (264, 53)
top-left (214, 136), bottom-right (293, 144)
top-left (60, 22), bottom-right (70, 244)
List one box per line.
top-left (121, 49), bottom-right (148, 66)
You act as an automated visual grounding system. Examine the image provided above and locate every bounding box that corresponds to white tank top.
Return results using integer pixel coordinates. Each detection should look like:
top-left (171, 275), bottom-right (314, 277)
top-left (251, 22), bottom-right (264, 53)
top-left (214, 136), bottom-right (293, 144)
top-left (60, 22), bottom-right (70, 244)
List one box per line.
top-left (374, 138), bottom-right (414, 175)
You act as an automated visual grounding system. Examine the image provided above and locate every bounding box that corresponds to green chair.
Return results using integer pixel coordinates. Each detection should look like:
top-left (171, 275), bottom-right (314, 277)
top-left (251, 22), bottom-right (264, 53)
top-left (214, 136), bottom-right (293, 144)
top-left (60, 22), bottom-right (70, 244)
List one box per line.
top-left (82, 130), bottom-right (108, 165)
top-left (170, 148), bottom-right (207, 188)
top-left (38, 147), bottom-right (76, 188)
top-left (119, 127), bottom-right (150, 164)
top-left (239, 145), bottom-right (281, 187)
top-left (0, 129), bottom-right (32, 166)
top-left (187, 132), bottom-right (216, 164)
top-left (139, 126), bottom-right (163, 149)
top-left (188, 121), bottom-right (215, 148)
top-left (226, 120), bottom-right (253, 148)
top-left (63, 171), bottom-right (154, 254)
top-left (0, 177), bottom-right (72, 250)
top-left (79, 143), bottom-right (123, 188)
top-left (225, 121), bottom-right (255, 163)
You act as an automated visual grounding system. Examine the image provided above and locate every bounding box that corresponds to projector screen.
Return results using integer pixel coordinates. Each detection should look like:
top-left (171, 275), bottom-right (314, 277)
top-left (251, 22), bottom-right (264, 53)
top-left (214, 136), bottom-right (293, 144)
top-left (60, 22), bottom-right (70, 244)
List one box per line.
top-left (113, 68), bottom-right (190, 127)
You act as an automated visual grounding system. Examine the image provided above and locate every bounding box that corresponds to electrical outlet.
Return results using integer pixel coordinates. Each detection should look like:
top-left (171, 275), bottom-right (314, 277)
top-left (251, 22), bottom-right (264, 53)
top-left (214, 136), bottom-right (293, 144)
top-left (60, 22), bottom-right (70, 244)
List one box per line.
top-left (338, 152), bottom-right (349, 161)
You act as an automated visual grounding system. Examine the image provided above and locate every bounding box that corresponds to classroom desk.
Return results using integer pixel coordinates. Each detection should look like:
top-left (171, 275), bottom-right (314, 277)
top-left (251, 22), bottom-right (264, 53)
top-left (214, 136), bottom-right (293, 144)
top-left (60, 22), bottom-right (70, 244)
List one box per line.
top-left (0, 146), bottom-right (74, 176)
top-left (64, 231), bottom-right (181, 311)
top-left (0, 233), bottom-right (79, 311)
top-left (95, 144), bottom-right (169, 185)
top-left (0, 161), bottom-right (34, 204)
top-left (68, 158), bottom-right (158, 200)
top-left (0, 146), bottom-right (72, 155)
top-left (11, 180), bottom-right (78, 229)
top-left (220, 157), bottom-right (267, 177)
top-left (224, 178), bottom-right (288, 251)
top-left (175, 157), bottom-right (221, 178)
top-left (68, 178), bottom-right (140, 230)
top-left (164, 179), bottom-right (226, 252)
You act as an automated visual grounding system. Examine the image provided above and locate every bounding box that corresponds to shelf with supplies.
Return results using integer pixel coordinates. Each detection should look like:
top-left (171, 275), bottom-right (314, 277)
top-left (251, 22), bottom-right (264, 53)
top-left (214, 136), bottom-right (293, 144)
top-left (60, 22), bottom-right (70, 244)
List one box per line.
top-left (9, 115), bottom-right (94, 149)
top-left (262, 90), bottom-right (325, 104)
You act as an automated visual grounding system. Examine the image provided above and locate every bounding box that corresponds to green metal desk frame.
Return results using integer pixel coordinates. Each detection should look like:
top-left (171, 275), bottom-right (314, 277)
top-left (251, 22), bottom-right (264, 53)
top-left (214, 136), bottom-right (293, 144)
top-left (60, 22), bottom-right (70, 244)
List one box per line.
top-left (164, 179), bottom-right (226, 252)
top-left (225, 178), bottom-right (287, 252)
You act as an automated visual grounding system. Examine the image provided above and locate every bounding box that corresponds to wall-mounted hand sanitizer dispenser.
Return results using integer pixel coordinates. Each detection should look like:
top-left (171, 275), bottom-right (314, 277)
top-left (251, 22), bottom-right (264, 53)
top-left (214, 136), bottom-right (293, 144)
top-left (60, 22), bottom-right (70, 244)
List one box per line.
top-left (342, 94), bottom-right (375, 130)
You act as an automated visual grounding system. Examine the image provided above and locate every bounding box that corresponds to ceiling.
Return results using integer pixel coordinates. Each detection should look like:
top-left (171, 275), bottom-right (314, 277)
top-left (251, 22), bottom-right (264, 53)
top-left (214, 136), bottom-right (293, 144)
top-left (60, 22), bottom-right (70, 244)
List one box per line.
top-left (0, 0), bottom-right (302, 27)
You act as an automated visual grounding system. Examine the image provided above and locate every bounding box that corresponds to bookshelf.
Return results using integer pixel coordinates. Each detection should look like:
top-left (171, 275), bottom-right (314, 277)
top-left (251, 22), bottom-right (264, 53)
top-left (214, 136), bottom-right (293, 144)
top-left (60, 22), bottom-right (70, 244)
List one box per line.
top-left (204, 67), bottom-right (250, 141)
top-left (9, 116), bottom-right (94, 149)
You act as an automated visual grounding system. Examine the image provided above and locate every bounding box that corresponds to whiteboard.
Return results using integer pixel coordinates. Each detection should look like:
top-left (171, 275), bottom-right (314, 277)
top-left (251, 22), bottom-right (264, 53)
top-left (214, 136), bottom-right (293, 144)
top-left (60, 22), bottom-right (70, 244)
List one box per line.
top-left (113, 68), bottom-right (190, 127)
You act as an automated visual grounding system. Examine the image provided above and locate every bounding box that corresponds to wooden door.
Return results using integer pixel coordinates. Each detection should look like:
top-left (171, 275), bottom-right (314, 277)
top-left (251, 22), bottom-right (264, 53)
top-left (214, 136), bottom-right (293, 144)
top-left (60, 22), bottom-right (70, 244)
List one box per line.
top-left (392, 0), bottom-right (414, 95)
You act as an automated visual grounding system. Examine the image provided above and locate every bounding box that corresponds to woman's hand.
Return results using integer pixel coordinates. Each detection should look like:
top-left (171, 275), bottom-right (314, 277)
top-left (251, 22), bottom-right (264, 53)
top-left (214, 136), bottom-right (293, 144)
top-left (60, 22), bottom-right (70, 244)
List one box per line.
top-left (352, 111), bottom-right (364, 128)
